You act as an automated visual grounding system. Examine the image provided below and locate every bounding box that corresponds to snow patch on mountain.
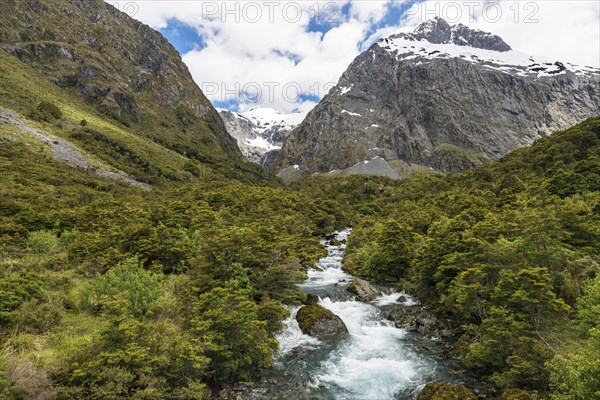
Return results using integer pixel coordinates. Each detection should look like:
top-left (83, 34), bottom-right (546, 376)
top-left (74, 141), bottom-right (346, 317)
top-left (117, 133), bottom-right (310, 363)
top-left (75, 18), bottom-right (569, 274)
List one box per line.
top-left (240, 107), bottom-right (306, 134)
top-left (339, 85), bottom-right (352, 95)
top-left (341, 110), bottom-right (362, 117)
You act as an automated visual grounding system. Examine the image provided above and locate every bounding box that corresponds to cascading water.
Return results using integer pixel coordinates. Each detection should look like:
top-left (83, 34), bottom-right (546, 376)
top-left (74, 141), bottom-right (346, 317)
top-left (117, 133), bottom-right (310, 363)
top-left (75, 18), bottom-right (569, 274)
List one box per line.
top-left (234, 229), bottom-right (470, 400)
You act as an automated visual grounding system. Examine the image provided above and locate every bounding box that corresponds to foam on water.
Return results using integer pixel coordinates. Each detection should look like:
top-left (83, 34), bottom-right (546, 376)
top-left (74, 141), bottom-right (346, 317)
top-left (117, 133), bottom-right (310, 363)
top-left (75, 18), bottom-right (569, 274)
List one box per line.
top-left (316, 356), bottom-right (418, 400)
top-left (373, 292), bottom-right (420, 307)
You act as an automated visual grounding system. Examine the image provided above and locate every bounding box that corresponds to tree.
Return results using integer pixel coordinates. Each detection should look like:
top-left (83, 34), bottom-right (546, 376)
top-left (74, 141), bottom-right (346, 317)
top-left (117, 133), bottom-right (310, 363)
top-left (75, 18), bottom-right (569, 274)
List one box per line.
top-left (577, 274), bottom-right (600, 331)
top-left (493, 267), bottom-right (571, 334)
top-left (549, 274), bottom-right (600, 399)
top-left (548, 328), bottom-right (600, 400)
top-left (66, 297), bottom-right (210, 399)
top-left (190, 287), bottom-right (278, 381)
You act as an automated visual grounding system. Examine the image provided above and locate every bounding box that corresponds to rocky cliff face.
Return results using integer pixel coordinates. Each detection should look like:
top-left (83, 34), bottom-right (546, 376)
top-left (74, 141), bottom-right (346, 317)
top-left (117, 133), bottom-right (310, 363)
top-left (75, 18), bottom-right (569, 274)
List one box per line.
top-left (272, 18), bottom-right (600, 178)
top-left (219, 108), bottom-right (304, 168)
top-left (0, 0), bottom-right (242, 163)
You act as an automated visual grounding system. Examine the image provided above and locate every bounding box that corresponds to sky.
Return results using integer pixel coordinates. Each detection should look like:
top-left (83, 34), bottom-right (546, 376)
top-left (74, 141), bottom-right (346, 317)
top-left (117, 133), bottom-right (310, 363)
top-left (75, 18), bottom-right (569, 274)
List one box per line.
top-left (105, 1), bottom-right (600, 114)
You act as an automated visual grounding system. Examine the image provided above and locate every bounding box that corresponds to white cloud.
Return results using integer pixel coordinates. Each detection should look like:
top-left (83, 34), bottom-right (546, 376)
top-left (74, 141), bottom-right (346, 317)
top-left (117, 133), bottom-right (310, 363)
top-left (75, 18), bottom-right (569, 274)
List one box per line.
top-left (129, 1), bottom-right (370, 112)
top-left (117, 0), bottom-right (599, 113)
top-left (349, 0), bottom-right (392, 22)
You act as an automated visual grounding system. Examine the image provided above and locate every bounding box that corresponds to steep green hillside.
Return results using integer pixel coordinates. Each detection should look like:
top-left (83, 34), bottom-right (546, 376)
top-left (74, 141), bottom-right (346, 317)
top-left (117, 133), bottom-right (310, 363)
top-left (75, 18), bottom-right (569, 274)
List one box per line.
top-left (0, 0), bottom-right (270, 185)
top-left (0, 100), bottom-right (348, 398)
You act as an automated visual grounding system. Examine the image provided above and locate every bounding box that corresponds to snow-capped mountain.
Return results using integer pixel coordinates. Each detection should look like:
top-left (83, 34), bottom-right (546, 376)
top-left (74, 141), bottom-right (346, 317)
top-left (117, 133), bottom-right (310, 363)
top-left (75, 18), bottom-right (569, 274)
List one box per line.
top-left (379, 19), bottom-right (596, 78)
top-left (272, 18), bottom-right (599, 180)
top-left (219, 107), bottom-right (306, 168)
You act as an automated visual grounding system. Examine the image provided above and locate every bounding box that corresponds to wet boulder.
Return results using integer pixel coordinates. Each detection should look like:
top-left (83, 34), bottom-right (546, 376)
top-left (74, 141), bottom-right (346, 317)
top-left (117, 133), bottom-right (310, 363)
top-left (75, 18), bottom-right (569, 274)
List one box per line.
top-left (387, 307), bottom-right (416, 328)
top-left (296, 304), bottom-right (348, 338)
top-left (415, 313), bottom-right (438, 334)
top-left (347, 279), bottom-right (380, 302)
top-left (304, 293), bottom-right (319, 305)
top-left (417, 382), bottom-right (477, 400)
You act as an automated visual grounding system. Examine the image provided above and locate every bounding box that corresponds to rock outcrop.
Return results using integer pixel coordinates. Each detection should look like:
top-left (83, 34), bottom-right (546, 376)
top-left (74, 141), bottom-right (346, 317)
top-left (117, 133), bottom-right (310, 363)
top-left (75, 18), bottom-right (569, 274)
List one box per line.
top-left (347, 279), bottom-right (380, 302)
top-left (296, 304), bottom-right (348, 338)
top-left (272, 17), bottom-right (600, 179)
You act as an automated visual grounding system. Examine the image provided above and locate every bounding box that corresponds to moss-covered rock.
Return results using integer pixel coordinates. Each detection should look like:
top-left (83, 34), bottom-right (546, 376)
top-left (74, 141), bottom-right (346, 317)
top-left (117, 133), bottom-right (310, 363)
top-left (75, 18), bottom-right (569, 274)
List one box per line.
top-left (31, 101), bottom-right (62, 121)
top-left (329, 238), bottom-right (341, 246)
top-left (417, 382), bottom-right (477, 400)
top-left (347, 279), bottom-right (380, 302)
top-left (304, 293), bottom-right (319, 305)
top-left (296, 304), bottom-right (348, 338)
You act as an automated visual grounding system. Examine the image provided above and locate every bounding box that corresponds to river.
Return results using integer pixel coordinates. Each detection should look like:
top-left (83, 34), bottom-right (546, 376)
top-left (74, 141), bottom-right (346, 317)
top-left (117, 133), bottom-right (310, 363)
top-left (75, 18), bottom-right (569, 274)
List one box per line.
top-left (232, 228), bottom-right (473, 400)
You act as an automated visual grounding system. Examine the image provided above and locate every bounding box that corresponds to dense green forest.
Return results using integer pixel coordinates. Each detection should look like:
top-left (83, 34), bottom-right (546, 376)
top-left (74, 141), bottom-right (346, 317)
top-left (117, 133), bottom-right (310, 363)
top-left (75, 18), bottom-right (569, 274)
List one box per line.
top-left (0, 137), bottom-right (350, 398)
top-left (2, 113), bottom-right (599, 399)
top-left (0, 103), bottom-right (359, 397)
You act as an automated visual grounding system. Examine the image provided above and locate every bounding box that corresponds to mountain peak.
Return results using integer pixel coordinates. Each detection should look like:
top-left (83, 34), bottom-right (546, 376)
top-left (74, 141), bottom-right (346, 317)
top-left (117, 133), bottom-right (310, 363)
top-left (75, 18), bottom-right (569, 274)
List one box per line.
top-left (412, 17), bottom-right (452, 43)
top-left (394, 18), bottom-right (511, 52)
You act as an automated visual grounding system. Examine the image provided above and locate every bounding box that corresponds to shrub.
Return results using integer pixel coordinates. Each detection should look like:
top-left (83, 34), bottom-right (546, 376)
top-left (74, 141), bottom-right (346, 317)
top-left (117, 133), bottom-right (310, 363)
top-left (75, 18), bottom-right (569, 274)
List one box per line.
top-left (27, 230), bottom-right (60, 254)
top-left (78, 256), bottom-right (163, 317)
top-left (13, 300), bottom-right (63, 334)
top-left (36, 101), bottom-right (62, 120)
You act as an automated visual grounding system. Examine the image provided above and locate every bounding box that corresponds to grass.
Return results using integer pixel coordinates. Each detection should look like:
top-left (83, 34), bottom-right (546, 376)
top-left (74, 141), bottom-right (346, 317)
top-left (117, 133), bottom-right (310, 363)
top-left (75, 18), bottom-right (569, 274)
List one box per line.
top-left (434, 143), bottom-right (489, 166)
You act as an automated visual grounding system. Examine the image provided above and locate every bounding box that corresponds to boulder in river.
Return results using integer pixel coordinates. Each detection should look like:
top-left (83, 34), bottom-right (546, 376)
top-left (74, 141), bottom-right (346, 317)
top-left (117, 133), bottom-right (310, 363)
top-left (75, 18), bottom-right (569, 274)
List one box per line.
top-left (296, 304), bottom-right (348, 338)
top-left (387, 306), bottom-right (416, 328)
top-left (304, 293), bottom-right (319, 305)
top-left (347, 279), bottom-right (380, 301)
top-left (329, 238), bottom-right (341, 246)
top-left (416, 313), bottom-right (438, 335)
top-left (417, 382), bottom-right (477, 400)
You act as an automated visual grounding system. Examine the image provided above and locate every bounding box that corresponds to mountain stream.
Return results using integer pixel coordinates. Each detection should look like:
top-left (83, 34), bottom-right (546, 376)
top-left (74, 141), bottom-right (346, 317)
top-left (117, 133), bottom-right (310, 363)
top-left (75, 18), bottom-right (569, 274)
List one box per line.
top-left (233, 229), bottom-right (473, 399)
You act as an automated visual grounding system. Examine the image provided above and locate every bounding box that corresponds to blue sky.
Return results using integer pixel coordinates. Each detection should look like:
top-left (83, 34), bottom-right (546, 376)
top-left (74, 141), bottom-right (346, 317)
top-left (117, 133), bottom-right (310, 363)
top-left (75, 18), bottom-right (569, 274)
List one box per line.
top-left (117, 1), bottom-right (599, 114)
top-left (160, 19), bottom-right (205, 54)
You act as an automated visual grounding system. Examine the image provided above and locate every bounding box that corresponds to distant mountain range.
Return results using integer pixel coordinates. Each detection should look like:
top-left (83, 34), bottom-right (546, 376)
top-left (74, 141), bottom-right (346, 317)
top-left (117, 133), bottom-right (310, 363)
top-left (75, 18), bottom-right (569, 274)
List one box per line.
top-left (219, 108), bottom-right (305, 168)
top-left (270, 17), bottom-right (600, 182)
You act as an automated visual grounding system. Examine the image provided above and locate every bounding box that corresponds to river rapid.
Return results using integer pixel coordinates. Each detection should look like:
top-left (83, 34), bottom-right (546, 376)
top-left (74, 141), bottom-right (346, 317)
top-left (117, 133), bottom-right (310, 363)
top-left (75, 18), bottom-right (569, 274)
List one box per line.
top-left (232, 229), bottom-right (472, 400)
